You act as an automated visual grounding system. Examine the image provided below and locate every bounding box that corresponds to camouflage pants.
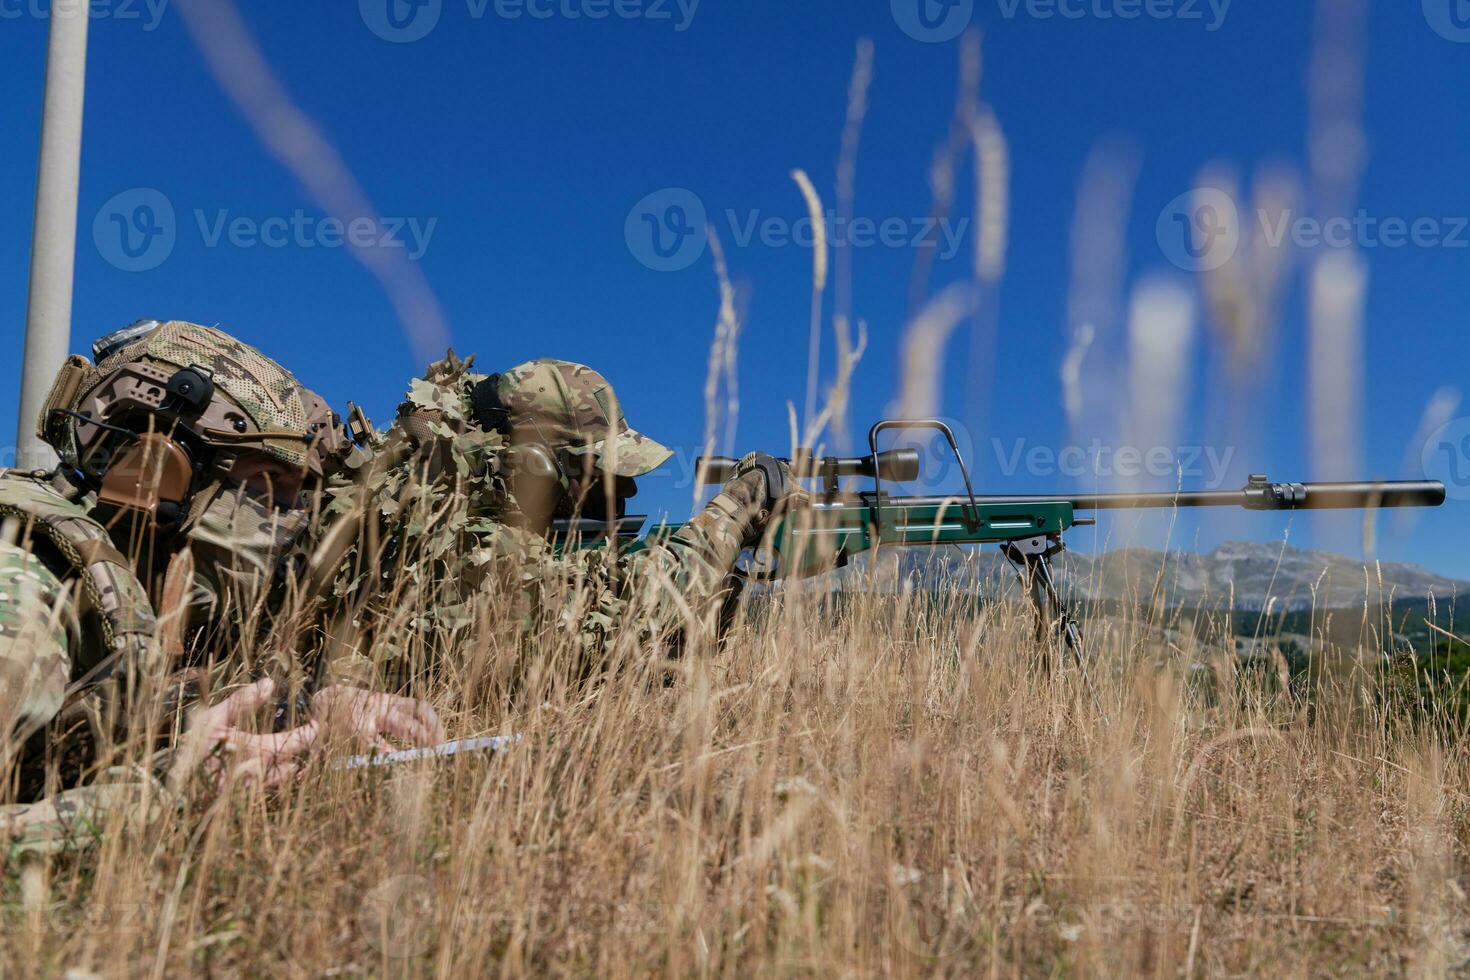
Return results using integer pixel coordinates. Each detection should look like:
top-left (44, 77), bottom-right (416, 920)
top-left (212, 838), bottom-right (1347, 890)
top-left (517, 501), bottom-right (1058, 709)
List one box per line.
top-left (0, 540), bottom-right (75, 741)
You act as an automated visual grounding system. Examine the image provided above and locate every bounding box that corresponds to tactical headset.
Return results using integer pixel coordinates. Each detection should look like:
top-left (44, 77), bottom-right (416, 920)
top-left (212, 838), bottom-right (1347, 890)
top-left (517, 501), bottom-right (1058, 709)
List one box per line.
top-left (40, 322), bottom-right (325, 533)
top-left (469, 373), bottom-right (573, 512)
top-left (43, 357), bottom-right (223, 530)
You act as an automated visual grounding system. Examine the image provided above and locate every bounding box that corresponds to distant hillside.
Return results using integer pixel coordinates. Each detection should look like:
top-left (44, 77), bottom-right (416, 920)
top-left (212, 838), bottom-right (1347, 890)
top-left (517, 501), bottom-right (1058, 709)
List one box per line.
top-left (849, 541), bottom-right (1467, 612)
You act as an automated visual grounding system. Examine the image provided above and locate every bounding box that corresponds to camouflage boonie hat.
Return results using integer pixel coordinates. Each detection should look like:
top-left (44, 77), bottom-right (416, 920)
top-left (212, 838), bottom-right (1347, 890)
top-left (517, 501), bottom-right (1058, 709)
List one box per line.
top-left (494, 359), bottom-right (673, 478)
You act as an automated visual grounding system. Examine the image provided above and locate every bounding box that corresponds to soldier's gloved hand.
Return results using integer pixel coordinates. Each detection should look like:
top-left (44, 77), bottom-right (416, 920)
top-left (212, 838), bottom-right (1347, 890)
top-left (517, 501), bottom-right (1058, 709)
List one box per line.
top-left (730, 453), bottom-right (810, 541)
top-left (732, 453), bottom-right (810, 511)
top-left (310, 684), bottom-right (447, 753)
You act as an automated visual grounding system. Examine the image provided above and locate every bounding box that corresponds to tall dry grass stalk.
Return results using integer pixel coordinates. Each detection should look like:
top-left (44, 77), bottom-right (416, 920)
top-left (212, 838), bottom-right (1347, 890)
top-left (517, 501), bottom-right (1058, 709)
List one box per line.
top-left (907, 32), bottom-right (982, 318)
top-left (1304, 0), bottom-right (1370, 559)
top-left (962, 104), bottom-right (1010, 479)
top-left (1064, 140), bottom-right (1141, 447)
top-left (697, 229), bottom-right (742, 504)
top-left (1125, 279), bottom-right (1196, 493)
top-left (174, 0), bottom-right (452, 362)
top-left (831, 40), bottom-right (876, 450)
top-left (5, 533), bottom-right (1469, 975)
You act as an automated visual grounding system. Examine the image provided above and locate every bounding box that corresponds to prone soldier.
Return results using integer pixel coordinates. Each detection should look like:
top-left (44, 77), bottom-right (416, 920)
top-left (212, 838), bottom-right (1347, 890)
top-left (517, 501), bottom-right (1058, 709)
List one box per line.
top-left (313, 352), bottom-right (807, 684)
top-left (1, 319), bottom-right (443, 849)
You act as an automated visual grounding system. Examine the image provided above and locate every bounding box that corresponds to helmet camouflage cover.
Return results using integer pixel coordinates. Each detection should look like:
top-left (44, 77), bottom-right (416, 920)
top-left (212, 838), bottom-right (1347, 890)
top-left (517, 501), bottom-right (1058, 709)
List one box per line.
top-left (493, 359), bottom-right (672, 478)
top-left (51, 321), bottom-right (321, 475)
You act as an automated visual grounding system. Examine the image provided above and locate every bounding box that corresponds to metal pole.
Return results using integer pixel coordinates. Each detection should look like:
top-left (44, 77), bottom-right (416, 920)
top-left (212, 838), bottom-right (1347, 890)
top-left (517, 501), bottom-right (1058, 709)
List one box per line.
top-left (16, 0), bottom-right (89, 471)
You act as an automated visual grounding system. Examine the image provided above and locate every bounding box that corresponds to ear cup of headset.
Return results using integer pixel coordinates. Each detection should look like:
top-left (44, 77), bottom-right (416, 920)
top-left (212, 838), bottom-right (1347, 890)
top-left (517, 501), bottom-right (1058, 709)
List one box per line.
top-left (504, 444), bottom-right (570, 526)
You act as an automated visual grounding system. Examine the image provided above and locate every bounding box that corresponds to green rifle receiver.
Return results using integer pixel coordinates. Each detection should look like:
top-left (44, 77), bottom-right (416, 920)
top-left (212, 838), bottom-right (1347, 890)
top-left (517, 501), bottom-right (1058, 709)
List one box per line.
top-left (552, 420), bottom-right (1447, 683)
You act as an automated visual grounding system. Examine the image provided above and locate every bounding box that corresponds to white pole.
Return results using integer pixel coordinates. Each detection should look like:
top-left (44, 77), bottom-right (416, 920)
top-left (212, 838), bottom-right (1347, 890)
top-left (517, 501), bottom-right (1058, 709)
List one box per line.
top-left (16, 0), bottom-right (89, 471)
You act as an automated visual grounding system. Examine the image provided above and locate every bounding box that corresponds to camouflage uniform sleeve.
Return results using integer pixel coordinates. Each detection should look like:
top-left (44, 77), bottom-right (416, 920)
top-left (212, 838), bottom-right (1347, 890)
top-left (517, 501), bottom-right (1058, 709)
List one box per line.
top-left (0, 540), bottom-right (77, 739)
top-left (615, 470), bottom-right (767, 652)
top-left (1, 764), bottom-right (169, 859)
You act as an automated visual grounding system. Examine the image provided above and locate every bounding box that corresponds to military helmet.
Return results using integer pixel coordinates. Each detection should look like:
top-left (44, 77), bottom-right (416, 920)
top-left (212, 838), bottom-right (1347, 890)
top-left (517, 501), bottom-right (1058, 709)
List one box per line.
top-left (37, 320), bottom-right (331, 524)
top-left (472, 359), bottom-right (672, 478)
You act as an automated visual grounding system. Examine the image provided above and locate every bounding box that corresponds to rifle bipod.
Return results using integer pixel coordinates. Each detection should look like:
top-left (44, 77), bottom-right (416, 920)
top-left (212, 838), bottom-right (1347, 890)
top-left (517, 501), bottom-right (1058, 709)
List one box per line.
top-left (1001, 535), bottom-right (1107, 720)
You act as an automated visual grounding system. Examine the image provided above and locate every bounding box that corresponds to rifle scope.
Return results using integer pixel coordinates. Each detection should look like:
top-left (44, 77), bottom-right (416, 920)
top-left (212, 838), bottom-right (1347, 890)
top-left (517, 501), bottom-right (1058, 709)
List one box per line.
top-left (696, 448), bottom-right (921, 486)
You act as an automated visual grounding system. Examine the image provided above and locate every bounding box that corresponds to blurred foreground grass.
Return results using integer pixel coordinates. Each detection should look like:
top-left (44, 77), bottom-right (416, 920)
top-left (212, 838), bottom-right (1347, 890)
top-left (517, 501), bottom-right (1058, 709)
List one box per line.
top-left (3, 582), bottom-right (1467, 977)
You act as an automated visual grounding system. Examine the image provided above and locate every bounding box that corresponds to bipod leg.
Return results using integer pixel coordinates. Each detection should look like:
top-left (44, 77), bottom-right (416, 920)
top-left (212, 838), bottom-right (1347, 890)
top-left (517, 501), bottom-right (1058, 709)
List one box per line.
top-left (1002, 536), bottom-right (1106, 720)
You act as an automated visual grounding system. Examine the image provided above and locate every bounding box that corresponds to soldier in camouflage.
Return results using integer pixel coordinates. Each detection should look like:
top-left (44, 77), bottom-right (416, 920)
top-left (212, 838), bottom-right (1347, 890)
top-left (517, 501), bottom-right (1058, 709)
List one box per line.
top-left (315, 352), bottom-right (806, 683)
top-left (1, 320), bottom-right (443, 853)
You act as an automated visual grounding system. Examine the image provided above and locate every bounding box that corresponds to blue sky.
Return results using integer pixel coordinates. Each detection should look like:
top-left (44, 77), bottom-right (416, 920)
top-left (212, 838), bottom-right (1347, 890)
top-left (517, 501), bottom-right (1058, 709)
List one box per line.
top-left (3, 1), bottom-right (1469, 575)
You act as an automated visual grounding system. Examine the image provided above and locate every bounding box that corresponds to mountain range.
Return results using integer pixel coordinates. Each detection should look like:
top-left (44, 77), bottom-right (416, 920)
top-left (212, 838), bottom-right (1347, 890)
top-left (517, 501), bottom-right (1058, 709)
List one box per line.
top-left (849, 541), bottom-right (1467, 612)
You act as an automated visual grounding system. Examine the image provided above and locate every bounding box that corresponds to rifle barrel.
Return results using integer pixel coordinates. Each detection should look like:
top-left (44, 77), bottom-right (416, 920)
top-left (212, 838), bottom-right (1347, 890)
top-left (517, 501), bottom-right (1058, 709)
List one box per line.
top-left (946, 479), bottom-right (1446, 512)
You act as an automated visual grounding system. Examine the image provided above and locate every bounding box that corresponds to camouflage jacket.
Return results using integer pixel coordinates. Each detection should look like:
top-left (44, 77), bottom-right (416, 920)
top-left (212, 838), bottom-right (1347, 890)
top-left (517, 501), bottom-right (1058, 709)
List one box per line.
top-left (312, 354), bottom-right (765, 683)
top-left (0, 469), bottom-right (159, 743)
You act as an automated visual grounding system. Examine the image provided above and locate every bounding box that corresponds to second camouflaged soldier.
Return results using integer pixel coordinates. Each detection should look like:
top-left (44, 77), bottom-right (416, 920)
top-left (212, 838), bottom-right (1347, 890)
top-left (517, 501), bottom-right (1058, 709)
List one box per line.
top-left (313, 352), bottom-right (806, 684)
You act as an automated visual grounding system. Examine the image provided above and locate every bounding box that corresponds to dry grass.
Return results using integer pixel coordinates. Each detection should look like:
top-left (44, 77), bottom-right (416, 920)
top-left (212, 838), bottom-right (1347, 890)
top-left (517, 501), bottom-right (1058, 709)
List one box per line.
top-left (7, 7), bottom-right (1452, 975)
top-left (4, 572), bottom-right (1468, 978)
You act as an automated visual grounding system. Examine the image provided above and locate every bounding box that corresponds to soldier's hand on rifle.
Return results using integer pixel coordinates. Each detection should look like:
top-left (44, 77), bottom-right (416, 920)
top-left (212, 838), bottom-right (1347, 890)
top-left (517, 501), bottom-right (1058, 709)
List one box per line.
top-left (172, 678), bottom-right (323, 791)
top-left (732, 453), bottom-right (810, 538)
top-left (310, 685), bottom-right (448, 753)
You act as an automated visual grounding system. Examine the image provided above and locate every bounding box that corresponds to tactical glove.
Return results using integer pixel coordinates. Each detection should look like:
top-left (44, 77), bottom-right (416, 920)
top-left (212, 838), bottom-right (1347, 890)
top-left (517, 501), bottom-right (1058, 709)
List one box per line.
top-left (731, 452), bottom-right (810, 526)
